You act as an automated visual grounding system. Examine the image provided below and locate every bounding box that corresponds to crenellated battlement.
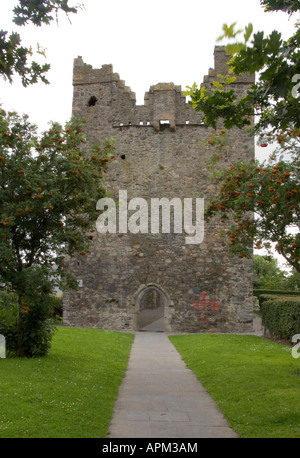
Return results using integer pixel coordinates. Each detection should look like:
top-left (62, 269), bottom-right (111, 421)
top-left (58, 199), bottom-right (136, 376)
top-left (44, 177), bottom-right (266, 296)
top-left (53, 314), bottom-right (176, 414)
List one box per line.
top-left (202, 46), bottom-right (255, 88)
top-left (72, 46), bottom-right (254, 132)
top-left (73, 57), bottom-right (136, 100)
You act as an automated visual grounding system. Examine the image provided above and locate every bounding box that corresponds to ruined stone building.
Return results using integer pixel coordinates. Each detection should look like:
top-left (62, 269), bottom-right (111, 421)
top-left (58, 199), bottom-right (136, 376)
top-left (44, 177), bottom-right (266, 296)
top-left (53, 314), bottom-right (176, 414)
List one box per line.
top-left (63, 46), bottom-right (255, 333)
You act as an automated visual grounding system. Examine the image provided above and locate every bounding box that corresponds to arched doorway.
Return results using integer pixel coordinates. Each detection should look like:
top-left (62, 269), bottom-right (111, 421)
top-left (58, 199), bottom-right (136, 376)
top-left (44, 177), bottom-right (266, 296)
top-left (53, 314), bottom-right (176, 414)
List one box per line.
top-left (133, 284), bottom-right (171, 332)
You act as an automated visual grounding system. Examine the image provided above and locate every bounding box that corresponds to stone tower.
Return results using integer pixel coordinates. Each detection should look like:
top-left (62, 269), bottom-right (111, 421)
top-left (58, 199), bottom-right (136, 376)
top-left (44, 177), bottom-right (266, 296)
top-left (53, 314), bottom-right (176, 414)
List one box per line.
top-left (63, 46), bottom-right (255, 333)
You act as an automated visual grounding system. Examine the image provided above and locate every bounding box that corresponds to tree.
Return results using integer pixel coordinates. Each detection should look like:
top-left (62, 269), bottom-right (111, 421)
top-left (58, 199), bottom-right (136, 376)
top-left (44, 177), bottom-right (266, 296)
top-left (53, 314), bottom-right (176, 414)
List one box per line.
top-left (261, 0), bottom-right (300, 14)
top-left (285, 268), bottom-right (300, 290)
top-left (0, 0), bottom-right (79, 86)
top-left (205, 129), bottom-right (300, 272)
top-left (186, 2), bottom-right (300, 132)
top-left (254, 254), bottom-right (287, 289)
top-left (0, 110), bottom-right (115, 356)
top-left (185, 0), bottom-right (300, 272)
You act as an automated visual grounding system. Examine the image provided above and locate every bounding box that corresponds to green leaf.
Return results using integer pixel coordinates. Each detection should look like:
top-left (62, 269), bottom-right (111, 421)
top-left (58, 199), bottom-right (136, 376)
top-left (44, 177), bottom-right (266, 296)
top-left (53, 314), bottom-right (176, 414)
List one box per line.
top-left (224, 76), bottom-right (237, 85)
top-left (217, 22), bottom-right (243, 42)
top-left (267, 30), bottom-right (282, 55)
top-left (225, 42), bottom-right (246, 56)
top-left (212, 80), bottom-right (224, 89)
top-left (244, 23), bottom-right (253, 43)
top-left (253, 31), bottom-right (265, 50)
top-left (183, 82), bottom-right (198, 97)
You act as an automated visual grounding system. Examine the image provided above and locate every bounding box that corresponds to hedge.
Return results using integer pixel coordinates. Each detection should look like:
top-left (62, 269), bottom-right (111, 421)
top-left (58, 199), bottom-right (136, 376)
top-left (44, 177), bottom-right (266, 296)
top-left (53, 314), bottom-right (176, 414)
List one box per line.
top-left (254, 290), bottom-right (300, 310)
top-left (261, 298), bottom-right (300, 341)
top-left (259, 294), bottom-right (300, 307)
top-left (254, 289), bottom-right (300, 299)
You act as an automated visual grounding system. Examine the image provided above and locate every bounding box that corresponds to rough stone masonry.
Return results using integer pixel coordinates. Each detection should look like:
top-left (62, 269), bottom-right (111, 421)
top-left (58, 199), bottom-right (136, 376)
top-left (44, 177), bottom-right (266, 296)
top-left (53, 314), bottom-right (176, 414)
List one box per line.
top-left (63, 46), bottom-right (255, 333)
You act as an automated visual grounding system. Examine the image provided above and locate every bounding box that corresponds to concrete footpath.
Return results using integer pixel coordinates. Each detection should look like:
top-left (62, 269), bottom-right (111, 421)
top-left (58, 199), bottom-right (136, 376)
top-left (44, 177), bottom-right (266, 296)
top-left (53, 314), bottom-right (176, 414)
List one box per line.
top-left (107, 332), bottom-right (238, 438)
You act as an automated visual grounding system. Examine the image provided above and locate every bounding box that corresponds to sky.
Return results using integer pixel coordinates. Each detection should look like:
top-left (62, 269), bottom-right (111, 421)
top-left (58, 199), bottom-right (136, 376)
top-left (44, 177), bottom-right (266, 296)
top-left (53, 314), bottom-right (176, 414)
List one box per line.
top-left (0, 0), bottom-right (296, 136)
top-left (0, 0), bottom-right (297, 271)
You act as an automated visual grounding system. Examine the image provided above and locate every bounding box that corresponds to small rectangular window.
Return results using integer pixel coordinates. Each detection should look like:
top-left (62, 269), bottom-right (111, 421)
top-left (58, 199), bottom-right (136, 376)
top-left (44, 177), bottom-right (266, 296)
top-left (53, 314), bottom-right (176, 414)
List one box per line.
top-left (159, 120), bottom-right (170, 131)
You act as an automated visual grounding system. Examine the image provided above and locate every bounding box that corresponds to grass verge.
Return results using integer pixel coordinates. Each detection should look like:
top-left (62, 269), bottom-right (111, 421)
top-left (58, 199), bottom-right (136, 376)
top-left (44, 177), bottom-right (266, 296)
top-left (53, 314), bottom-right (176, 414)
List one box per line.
top-left (0, 327), bottom-right (134, 438)
top-left (169, 334), bottom-right (300, 438)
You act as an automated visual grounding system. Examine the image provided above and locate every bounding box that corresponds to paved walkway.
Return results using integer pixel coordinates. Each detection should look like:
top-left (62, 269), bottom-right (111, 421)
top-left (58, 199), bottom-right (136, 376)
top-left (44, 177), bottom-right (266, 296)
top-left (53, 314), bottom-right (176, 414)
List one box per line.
top-left (108, 332), bottom-right (238, 438)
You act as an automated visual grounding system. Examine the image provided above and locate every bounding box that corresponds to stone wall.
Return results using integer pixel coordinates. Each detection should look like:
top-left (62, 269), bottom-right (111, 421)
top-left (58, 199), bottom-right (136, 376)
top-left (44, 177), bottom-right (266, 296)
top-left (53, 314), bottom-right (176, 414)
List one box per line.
top-left (63, 46), bottom-right (255, 333)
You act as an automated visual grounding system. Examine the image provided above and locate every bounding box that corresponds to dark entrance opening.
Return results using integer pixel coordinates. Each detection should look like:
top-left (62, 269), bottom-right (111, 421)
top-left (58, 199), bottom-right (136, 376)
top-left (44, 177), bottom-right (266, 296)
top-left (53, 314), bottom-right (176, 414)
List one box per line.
top-left (134, 284), bottom-right (170, 332)
top-left (138, 288), bottom-right (164, 332)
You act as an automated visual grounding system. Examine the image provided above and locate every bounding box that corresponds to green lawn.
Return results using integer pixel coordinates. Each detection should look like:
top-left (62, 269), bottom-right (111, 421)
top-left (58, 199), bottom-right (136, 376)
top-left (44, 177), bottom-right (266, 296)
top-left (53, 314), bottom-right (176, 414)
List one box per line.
top-left (169, 334), bottom-right (300, 438)
top-left (2, 329), bottom-right (299, 438)
top-left (0, 327), bottom-right (134, 438)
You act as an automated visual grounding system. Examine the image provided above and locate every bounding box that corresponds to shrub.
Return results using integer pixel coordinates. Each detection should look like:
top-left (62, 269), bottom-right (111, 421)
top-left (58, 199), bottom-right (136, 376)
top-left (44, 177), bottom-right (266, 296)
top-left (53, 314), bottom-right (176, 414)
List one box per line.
top-left (261, 298), bottom-right (300, 341)
top-left (19, 298), bottom-right (57, 357)
top-left (254, 289), bottom-right (300, 298)
top-left (259, 294), bottom-right (300, 307)
top-left (254, 289), bottom-right (300, 309)
top-left (0, 290), bottom-right (18, 354)
top-left (0, 289), bottom-right (58, 357)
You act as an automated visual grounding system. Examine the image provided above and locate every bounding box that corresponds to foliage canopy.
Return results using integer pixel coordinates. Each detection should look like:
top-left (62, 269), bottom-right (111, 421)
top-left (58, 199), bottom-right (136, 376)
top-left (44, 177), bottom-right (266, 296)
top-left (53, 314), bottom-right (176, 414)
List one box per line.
top-left (185, 0), bottom-right (300, 272)
top-left (0, 0), bottom-right (79, 86)
top-left (0, 110), bottom-right (115, 356)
